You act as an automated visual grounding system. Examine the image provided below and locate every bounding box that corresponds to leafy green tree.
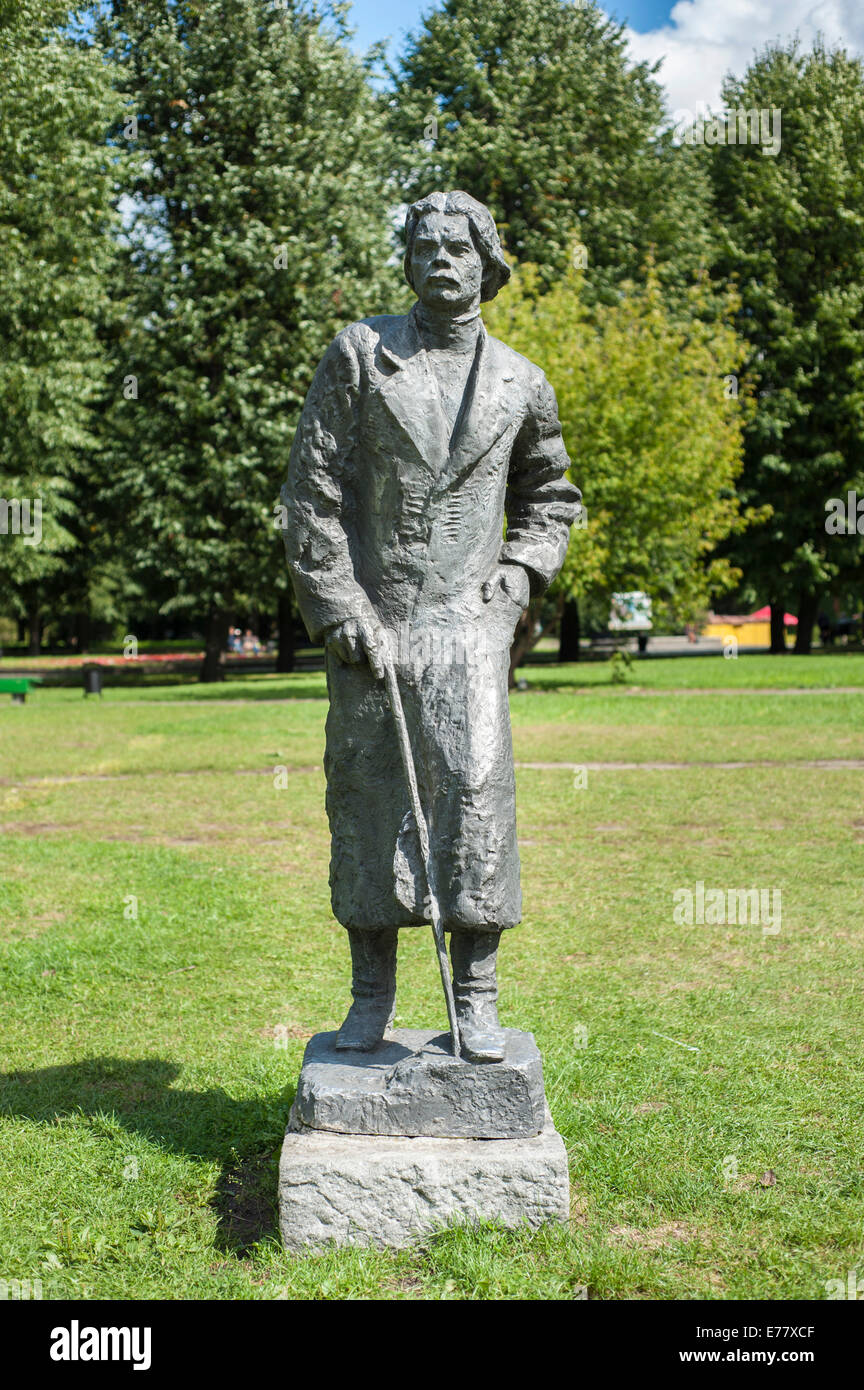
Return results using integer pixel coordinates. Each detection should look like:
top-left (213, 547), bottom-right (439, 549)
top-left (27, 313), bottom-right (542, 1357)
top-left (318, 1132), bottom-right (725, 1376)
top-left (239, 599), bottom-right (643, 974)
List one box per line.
top-left (387, 0), bottom-right (714, 304)
top-left (484, 259), bottom-right (753, 662)
top-left (99, 0), bottom-right (404, 678)
top-left (707, 40), bottom-right (864, 652)
top-left (0, 0), bottom-right (124, 651)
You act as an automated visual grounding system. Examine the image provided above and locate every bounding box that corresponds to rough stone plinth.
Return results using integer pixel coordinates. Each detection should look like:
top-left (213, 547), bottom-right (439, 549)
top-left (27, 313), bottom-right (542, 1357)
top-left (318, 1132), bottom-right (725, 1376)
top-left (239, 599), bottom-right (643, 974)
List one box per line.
top-left (293, 1028), bottom-right (546, 1139)
top-left (279, 1105), bottom-right (569, 1253)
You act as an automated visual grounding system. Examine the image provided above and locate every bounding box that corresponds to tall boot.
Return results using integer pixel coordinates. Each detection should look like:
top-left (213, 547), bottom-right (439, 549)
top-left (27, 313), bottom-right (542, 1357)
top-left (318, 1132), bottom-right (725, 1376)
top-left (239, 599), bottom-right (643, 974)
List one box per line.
top-left (335, 927), bottom-right (398, 1051)
top-left (450, 928), bottom-right (507, 1063)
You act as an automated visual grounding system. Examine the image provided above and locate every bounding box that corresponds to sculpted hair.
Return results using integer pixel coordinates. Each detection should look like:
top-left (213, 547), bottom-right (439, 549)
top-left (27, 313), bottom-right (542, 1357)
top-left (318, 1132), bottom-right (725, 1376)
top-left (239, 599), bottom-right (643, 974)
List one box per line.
top-left (404, 191), bottom-right (511, 302)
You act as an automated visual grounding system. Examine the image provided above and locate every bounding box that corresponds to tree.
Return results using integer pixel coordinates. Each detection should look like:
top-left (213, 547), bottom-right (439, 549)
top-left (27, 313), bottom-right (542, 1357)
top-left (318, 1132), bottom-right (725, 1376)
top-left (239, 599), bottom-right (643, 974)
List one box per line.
top-left (0, 0), bottom-right (124, 651)
top-left (483, 258), bottom-right (753, 664)
top-left (387, 0), bottom-right (714, 305)
top-left (99, 0), bottom-right (404, 679)
top-left (707, 41), bottom-right (864, 653)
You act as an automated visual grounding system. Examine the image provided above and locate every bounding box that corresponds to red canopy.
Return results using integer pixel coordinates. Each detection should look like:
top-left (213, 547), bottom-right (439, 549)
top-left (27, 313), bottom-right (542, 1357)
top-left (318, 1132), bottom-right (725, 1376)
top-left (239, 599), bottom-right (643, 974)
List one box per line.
top-left (750, 605), bottom-right (798, 625)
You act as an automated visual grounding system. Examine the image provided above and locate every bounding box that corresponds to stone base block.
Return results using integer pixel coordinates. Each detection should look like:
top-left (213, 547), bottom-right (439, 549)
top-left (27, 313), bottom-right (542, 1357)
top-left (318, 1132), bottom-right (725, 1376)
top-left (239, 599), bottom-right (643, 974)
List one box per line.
top-left (279, 1104), bottom-right (569, 1253)
top-left (294, 1028), bottom-right (546, 1139)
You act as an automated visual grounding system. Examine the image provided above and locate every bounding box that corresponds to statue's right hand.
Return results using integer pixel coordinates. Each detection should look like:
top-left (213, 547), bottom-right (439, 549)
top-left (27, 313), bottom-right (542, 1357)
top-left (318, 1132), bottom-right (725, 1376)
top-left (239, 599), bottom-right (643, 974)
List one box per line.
top-left (325, 617), bottom-right (387, 680)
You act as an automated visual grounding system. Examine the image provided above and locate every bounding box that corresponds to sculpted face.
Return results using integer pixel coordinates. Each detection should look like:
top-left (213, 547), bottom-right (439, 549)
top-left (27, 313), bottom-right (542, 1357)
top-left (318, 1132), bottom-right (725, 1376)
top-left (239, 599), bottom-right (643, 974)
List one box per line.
top-left (410, 211), bottom-right (483, 313)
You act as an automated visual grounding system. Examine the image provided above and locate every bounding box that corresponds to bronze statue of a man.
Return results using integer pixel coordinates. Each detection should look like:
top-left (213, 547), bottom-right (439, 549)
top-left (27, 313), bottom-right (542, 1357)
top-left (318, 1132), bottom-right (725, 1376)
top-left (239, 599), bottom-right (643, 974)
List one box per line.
top-left (282, 191), bottom-right (580, 1063)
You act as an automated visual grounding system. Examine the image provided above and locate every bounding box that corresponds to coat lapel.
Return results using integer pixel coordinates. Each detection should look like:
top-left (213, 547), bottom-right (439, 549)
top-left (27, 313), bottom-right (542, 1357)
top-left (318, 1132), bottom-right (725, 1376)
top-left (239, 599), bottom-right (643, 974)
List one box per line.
top-left (375, 311), bottom-right (449, 477)
top-left (373, 308), bottom-right (520, 487)
top-left (441, 328), bottom-right (517, 491)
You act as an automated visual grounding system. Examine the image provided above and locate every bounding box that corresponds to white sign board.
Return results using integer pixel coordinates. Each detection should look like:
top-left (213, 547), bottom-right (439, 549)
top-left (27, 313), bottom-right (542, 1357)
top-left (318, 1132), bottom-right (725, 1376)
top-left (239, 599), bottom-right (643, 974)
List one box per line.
top-left (609, 591), bottom-right (653, 631)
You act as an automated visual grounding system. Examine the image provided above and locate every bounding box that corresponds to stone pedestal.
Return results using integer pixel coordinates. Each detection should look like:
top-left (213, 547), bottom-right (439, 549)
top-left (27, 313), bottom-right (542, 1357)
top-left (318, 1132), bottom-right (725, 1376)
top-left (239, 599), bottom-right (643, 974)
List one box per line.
top-left (279, 1105), bottom-right (569, 1253)
top-left (279, 1027), bottom-right (569, 1252)
top-left (294, 1027), bottom-right (546, 1139)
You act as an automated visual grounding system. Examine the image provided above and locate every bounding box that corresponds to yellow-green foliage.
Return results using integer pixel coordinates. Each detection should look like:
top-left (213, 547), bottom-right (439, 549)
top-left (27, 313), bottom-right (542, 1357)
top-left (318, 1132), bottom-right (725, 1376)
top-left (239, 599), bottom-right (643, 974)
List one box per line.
top-left (485, 261), bottom-right (754, 622)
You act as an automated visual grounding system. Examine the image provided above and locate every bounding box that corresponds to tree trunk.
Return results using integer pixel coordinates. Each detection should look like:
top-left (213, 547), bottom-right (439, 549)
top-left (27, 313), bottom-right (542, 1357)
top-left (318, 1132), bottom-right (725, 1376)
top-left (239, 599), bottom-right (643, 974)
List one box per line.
top-left (508, 598), bottom-right (542, 687)
top-left (558, 596), bottom-right (581, 662)
top-left (276, 592), bottom-right (296, 673)
top-left (75, 609), bottom-right (91, 654)
top-left (200, 609), bottom-right (230, 682)
top-left (794, 589), bottom-right (819, 655)
top-left (27, 605), bottom-right (42, 656)
top-left (769, 602), bottom-right (786, 654)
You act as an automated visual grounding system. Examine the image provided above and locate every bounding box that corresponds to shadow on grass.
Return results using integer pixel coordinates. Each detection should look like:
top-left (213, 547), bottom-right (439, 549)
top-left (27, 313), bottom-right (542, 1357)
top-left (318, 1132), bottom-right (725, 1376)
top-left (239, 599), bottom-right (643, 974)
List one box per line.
top-left (0, 1056), bottom-right (296, 1255)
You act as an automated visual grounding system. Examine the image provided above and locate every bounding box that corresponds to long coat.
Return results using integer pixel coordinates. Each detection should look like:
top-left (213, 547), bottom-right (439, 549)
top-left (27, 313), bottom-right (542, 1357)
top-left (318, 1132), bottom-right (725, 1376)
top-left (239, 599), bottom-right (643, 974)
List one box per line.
top-left (281, 305), bottom-right (580, 930)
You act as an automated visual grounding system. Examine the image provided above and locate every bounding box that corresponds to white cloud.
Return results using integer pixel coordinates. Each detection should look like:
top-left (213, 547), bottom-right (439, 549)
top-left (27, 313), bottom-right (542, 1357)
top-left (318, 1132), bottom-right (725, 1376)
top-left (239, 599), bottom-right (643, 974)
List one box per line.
top-left (624, 0), bottom-right (864, 118)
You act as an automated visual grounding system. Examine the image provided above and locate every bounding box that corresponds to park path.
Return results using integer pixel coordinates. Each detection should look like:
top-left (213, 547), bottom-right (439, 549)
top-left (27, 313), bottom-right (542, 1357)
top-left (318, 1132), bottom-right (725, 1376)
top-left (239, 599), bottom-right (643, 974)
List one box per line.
top-left (2, 757), bottom-right (864, 790)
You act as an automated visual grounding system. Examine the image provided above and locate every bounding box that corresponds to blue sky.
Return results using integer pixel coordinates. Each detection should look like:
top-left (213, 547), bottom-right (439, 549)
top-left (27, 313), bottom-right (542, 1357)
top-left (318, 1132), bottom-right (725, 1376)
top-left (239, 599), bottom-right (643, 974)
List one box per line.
top-left (349, 0), bottom-right (673, 58)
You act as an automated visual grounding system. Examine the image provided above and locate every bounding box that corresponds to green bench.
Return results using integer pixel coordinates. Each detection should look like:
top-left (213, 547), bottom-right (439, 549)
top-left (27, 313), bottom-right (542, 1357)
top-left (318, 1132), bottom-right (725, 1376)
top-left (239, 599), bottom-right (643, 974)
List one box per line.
top-left (0, 676), bottom-right (42, 704)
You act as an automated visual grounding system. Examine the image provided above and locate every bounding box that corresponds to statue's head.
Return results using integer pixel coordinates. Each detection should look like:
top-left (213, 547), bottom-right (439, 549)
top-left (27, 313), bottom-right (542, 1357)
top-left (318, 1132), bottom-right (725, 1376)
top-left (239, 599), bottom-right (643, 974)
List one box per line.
top-left (404, 191), bottom-right (510, 312)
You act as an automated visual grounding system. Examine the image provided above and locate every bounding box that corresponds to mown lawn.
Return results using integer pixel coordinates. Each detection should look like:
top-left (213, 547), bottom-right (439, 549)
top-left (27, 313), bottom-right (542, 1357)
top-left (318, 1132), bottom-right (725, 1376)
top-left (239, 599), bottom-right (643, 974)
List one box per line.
top-left (0, 654), bottom-right (862, 1299)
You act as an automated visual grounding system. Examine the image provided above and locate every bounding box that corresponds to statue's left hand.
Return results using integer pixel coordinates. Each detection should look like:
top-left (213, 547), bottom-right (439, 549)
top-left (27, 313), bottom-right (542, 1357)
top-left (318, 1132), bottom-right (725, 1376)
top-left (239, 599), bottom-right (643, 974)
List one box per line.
top-left (325, 616), bottom-right (388, 680)
top-left (482, 563), bottom-right (531, 611)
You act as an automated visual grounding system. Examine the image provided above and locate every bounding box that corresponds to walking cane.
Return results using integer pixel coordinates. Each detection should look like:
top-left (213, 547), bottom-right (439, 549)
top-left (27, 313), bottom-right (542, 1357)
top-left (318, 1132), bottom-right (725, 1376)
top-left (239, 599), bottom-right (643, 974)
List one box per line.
top-left (383, 658), bottom-right (461, 1058)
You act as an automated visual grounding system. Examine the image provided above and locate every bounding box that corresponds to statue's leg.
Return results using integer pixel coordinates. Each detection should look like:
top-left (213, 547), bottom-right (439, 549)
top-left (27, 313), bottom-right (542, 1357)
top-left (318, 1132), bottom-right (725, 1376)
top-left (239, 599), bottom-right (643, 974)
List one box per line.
top-left (449, 928), bottom-right (507, 1063)
top-left (335, 927), bottom-right (398, 1051)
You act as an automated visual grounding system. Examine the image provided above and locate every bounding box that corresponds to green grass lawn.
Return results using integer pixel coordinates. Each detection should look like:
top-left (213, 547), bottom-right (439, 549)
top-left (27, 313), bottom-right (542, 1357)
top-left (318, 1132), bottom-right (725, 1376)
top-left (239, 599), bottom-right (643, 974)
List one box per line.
top-left (527, 648), bottom-right (864, 689)
top-left (7, 647), bottom-right (864, 694)
top-left (1, 653), bottom-right (863, 1299)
